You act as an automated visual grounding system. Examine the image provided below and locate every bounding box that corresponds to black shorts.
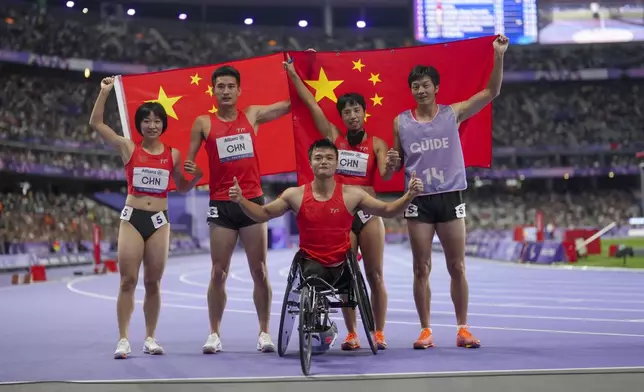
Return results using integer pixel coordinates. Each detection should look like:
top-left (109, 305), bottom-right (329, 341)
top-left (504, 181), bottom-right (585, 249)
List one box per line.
top-left (207, 196), bottom-right (265, 231)
top-left (351, 210), bottom-right (373, 236)
top-left (120, 206), bottom-right (169, 241)
top-left (295, 250), bottom-right (348, 288)
top-left (403, 191), bottom-right (466, 224)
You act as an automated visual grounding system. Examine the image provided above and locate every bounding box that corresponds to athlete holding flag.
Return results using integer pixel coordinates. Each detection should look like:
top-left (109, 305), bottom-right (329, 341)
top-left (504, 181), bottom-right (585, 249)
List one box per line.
top-left (392, 35), bottom-right (509, 350)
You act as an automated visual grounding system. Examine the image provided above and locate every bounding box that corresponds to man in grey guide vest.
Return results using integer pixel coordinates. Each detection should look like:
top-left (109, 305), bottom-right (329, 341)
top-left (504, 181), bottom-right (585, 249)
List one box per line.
top-left (391, 35), bottom-right (509, 350)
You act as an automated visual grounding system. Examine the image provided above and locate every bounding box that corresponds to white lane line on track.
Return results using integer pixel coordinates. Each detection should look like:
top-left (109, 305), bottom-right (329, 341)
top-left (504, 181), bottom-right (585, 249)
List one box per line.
top-left (179, 268), bottom-right (644, 308)
top-left (137, 286), bottom-right (644, 324)
top-left (65, 275), bottom-right (644, 338)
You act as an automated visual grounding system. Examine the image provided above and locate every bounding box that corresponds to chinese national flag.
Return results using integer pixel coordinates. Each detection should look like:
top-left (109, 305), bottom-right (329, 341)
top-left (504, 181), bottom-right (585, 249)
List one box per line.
top-left (287, 36), bottom-right (496, 193)
top-left (114, 53), bottom-right (295, 191)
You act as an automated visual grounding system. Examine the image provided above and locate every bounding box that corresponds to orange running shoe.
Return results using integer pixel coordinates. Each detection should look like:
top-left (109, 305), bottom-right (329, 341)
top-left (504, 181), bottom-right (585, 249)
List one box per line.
top-left (456, 326), bottom-right (481, 348)
top-left (413, 328), bottom-right (435, 349)
top-left (374, 331), bottom-right (387, 350)
top-left (341, 332), bottom-right (361, 350)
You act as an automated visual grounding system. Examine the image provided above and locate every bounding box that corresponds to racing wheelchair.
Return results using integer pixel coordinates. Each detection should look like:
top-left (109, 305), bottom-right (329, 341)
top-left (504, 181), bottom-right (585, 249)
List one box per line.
top-left (277, 249), bottom-right (377, 376)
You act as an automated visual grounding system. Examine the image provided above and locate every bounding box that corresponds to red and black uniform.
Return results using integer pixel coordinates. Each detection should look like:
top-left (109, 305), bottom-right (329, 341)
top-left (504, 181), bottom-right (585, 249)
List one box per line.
top-left (295, 182), bottom-right (354, 283)
top-left (121, 143), bottom-right (174, 240)
top-left (334, 134), bottom-right (377, 235)
top-left (204, 111), bottom-right (265, 230)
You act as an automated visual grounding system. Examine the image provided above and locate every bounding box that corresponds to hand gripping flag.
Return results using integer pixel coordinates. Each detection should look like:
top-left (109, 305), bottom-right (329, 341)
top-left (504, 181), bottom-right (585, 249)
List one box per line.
top-left (113, 53), bottom-right (295, 191)
top-left (287, 36), bottom-right (496, 193)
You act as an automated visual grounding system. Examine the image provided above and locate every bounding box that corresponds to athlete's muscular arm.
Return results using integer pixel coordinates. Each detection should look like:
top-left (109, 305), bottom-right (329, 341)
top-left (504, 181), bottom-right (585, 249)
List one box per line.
top-left (229, 179), bottom-right (296, 222)
top-left (247, 99), bottom-right (291, 125)
top-left (374, 137), bottom-right (399, 181)
top-left (451, 35), bottom-right (508, 125)
top-left (186, 116), bottom-right (205, 162)
top-left (352, 172), bottom-right (423, 218)
top-left (171, 148), bottom-right (203, 193)
top-left (283, 54), bottom-right (340, 141)
top-left (89, 76), bottom-right (133, 163)
top-left (391, 115), bottom-right (404, 172)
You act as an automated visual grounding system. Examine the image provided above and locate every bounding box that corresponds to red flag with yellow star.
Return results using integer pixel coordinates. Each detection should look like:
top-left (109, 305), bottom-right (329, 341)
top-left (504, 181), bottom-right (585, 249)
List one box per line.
top-left (114, 53), bottom-right (295, 191)
top-left (287, 36), bottom-right (496, 193)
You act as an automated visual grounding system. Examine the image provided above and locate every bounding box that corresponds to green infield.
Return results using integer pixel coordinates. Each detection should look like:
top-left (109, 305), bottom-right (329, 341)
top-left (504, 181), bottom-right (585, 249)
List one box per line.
top-left (571, 237), bottom-right (644, 268)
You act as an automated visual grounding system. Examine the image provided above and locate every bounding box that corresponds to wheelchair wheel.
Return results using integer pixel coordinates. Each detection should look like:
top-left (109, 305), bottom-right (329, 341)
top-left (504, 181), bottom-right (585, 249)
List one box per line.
top-left (298, 285), bottom-right (313, 375)
top-left (350, 255), bottom-right (378, 355)
top-left (278, 262), bottom-right (299, 357)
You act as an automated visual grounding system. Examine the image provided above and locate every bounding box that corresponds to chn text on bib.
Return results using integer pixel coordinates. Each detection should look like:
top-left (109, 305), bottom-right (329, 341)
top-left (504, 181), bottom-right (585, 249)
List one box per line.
top-left (337, 150), bottom-right (369, 177)
top-left (133, 167), bottom-right (170, 193)
top-left (216, 133), bottom-right (254, 163)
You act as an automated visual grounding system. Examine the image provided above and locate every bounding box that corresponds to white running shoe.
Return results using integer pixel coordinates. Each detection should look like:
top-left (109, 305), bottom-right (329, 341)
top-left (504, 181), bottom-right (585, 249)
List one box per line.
top-left (114, 338), bottom-right (131, 359)
top-left (257, 332), bottom-right (276, 353)
top-left (202, 333), bottom-right (222, 354)
top-left (142, 337), bottom-right (165, 355)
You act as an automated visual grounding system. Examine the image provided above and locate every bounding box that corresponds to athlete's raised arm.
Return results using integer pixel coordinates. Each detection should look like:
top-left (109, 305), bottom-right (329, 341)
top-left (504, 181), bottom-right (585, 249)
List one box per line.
top-left (353, 171), bottom-right (423, 218)
top-left (283, 53), bottom-right (339, 141)
top-left (229, 178), bottom-right (295, 222)
top-left (170, 148), bottom-right (203, 193)
top-left (246, 99), bottom-right (291, 128)
top-left (451, 35), bottom-right (508, 125)
top-left (89, 76), bottom-right (133, 163)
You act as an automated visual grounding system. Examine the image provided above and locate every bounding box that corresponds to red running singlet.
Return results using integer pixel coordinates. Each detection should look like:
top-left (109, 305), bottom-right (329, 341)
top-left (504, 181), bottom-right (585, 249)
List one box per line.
top-left (334, 134), bottom-right (377, 186)
top-left (204, 112), bottom-right (263, 201)
top-left (296, 182), bottom-right (354, 267)
top-left (125, 143), bottom-right (174, 198)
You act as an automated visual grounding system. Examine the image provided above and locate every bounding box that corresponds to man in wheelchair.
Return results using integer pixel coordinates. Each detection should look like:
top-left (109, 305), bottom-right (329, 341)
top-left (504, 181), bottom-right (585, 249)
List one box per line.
top-left (228, 138), bottom-right (423, 353)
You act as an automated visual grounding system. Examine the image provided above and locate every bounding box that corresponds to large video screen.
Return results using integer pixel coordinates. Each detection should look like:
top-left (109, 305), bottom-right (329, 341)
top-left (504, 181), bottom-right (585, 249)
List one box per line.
top-left (414, 0), bottom-right (539, 45)
top-left (538, 0), bottom-right (644, 44)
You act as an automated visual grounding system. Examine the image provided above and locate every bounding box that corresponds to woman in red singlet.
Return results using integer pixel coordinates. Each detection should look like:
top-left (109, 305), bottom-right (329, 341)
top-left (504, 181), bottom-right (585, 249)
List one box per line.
top-left (90, 77), bottom-right (203, 359)
top-left (284, 55), bottom-right (398, 351)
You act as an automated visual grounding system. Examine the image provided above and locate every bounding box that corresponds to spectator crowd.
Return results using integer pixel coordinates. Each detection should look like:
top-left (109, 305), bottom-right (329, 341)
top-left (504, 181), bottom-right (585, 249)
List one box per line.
top-left (0, 2), bottom-right (642, 251)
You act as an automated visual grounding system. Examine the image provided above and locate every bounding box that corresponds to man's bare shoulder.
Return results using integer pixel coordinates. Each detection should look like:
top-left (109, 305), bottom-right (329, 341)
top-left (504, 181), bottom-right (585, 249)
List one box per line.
top-left (281, 185), bottom-right (305, 199)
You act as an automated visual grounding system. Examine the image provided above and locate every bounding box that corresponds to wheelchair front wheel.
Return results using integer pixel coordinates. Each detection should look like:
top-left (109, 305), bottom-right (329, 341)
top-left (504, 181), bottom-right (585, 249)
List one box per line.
top-left (298, 285), bottom-right (313, 375)
top-left (278, 262), bottom-right (299, 357)
top-left (351, 257), bottom-right (378, 355)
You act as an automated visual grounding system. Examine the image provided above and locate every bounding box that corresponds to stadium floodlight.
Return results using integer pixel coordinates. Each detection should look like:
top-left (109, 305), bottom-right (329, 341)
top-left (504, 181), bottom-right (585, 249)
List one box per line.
top-left (356, 20), bottom-right (366, 28)
top-left (66, 1), bottom-right (74, 7)
top-left (244, 18), bottom-right (253, 25)
top-left (82, 8), bottom-right (88, 14)
top-left (127, 8), bottom-right (135, 16)
top-left (298, 20), bottom-right (308, 27)
top-left (179, 13), bottom-right (187, 20)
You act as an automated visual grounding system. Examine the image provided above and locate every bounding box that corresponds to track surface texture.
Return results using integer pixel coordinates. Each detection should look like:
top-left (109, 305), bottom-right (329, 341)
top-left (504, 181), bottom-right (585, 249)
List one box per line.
top-left (1, 244), bottom-right (643, 383)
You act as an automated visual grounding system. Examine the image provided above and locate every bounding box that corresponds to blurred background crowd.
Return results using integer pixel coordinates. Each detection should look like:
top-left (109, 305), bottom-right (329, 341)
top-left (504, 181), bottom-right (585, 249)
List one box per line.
top-left (0, 0), bottom-right (642, 255)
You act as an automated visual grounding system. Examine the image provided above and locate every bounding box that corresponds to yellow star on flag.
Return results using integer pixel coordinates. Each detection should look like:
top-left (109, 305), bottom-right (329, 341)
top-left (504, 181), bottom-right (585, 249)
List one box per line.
top-left (352, 59), bottom-right (365, 72)
top-left (190, 73), bottom-right (202, 85)
top-left (208, 105), bottom-right (218, 114)
top-left (364, 111), bottom-right (371, 122)
top-left (370, 93), bottom-right (383, 106)
top-left (368, 73), bottom-right (381, 86)
top-left (304, 67), bottom-right (344, 103)
top-left (205, 85), bottom-right (213, 97)
top-left (145, 86), bottom-right (182, 120)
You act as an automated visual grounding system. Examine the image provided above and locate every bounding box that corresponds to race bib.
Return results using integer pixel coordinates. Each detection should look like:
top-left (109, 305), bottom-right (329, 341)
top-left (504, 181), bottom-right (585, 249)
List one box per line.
top-left (151, 211), bottom-right (168, 229)
top-left (132, 167), bottom-right (170, 193)
top-left (120, 206), bottom-right (133, 221)
top-left (337, 150), bottom-right (369, 177)
top-left (216, 133), bottom-right (254, 163)
top-left (357, 210), bottom-right (372, 224)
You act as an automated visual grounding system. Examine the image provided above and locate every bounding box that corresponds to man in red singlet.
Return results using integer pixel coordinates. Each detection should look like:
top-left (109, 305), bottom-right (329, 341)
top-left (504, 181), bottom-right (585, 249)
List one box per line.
top-left (284, 54), bottom-right (399, 350)
top-left (185, 65), bottom-right (291, 354)
top-left (228, 139), bottom-right (423, 339)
